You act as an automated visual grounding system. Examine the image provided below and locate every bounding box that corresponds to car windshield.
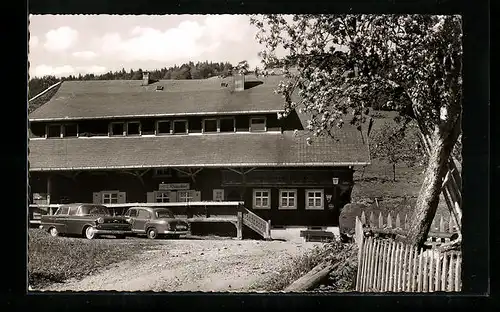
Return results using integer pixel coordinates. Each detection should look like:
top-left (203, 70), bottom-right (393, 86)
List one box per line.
top-left (80, 205), bottom-right (110, 216)
top-left (155, 209), bottom-right (175, 219)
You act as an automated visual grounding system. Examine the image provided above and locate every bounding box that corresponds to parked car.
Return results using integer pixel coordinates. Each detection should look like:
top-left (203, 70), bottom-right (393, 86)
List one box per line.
top-left (40, 203), bottom-right (132, 239)
top-left (123, 207), bottom-right (190, 239)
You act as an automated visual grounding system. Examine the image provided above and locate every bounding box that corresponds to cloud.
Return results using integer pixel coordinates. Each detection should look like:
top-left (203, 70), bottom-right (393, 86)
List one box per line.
top-left (44, 26), bottom-right (78, 52)
top-left (29, 35), bottom-right (39, 49)
top-left (98, 15), bottom-right (252, 63)
top-left (72, 51), bottom-right (98, 59)
top-left (31, 64), bottom-right (107, 78)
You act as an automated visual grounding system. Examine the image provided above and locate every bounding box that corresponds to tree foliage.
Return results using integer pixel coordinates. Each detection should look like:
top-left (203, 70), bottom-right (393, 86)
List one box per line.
top-left (251, 14), bottom-right (462, 246)
top-left (371, 121), bottom-right (427, 181)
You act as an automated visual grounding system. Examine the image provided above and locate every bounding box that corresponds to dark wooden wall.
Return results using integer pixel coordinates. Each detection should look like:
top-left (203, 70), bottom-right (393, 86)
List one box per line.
top-left (30, 167), bottom-right (354, 226)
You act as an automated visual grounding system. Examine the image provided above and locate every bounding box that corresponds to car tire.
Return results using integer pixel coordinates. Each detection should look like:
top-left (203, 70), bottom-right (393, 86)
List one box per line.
top-left (49, 227), bottom-right (58, 237)
top-left (84, 226), bottom-right (97, 240)
top-left (147, 228), bottom-right (158, 239)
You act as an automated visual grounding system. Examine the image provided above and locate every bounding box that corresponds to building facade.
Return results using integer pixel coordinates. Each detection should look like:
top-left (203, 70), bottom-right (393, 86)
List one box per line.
top-left (28, 73), bottom-right (370, 227)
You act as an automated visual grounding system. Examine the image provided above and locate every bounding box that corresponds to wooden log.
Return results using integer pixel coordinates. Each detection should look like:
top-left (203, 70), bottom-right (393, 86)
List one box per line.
top-left (284, 261), bottom-right (341, 292)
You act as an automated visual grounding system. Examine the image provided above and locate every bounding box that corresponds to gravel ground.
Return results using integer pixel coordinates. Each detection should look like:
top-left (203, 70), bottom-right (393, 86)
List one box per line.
top-left (39, 237), bottom-right (321, 292)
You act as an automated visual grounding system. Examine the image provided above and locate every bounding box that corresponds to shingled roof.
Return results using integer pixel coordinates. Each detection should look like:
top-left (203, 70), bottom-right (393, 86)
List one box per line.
top-left (28, 76), bottom-right (286, 121)
top-left (28, 75), bottom-right (371, 170)
top-left (28, 126), bottom-right (370, 171)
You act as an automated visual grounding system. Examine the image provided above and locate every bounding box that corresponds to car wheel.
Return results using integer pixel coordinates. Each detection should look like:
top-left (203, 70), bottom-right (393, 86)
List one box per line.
top-left (85, 226), bottom-right (97, 240)
top-left (49, 227), bottom-right (58, 237)
top-left (147, 228), bottom-right (158, 239)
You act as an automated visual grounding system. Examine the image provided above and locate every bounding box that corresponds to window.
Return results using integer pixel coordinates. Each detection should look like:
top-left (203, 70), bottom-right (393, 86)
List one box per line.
top-left (127, 122), bottom-right (141, 135)
top-left (154, 168), bottom-right (172, 177)
top-left (220, 117), bottom-right (235, 132)
top-left (137, 209), bottom-right (151, 219)
top-left (155, 209), bottom-right (175, 219)
top-left (155, 191), bottom-right (170, 203)
top-left (141, 119), bottom-right (156, 135)
top-left (110, 122), bottom-right (125, 136)
top-left (47, 124), bottom-right (62, 138)
top-left (102, 192), bottom-right (119, 204)
top-left (253, 189), bottom-right (271, 209)
top-left (55, 206), bottom-right (69, 215)
top-left (213, 189), bottom-right (224, 201)
top-left (178, 191), bottom-right (193, 202)
top-left (63, 124), bottom-right (78, 137)
top-left (305, 189), bottom-right (324, 210)
top-left (157, 120), bottom-right (171, 135)
top-left (173, 120), bottom-right (188, 134)
top-left (68, 207), bottom-right (79, 215)
top-left (203, 119), bottom-right (218, 133)
top-left (250, 117), bottom-right (266, 132)
top-left (125, 209), bottom-right (137, 217)
top-left (279, 189), bottom-right (297, 209)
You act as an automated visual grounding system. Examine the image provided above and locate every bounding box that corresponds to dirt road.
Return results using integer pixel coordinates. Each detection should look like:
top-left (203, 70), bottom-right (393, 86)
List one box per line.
top-left (41, 237), bottom-right (321, 292)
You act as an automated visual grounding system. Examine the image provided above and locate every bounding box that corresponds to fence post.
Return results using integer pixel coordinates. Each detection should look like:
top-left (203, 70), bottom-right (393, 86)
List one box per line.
top-left (374, 240), bottom-right (382, 291)
top-left (387, 213), bottom-right (393, 229)
top-left (441, 253), bottom-right (448, 291)
top-left (455, 252), bottom-right (462, 291)
top-left (447, 253), bottom-right (454, 292)
top-left (417, 248), bottom-right (424, 292)
top-left (429, 249), bottom-right (435, 292)
top-left (361, 211), bottom-right (367, 225)
top-left (423, 250), bottom-right (429, 292)
top-left (388, 240), bottom-right (396, 292)
top-left (396, 214), bottom-right (401, 229)
top-left (395, 242), bottom-right (402, 292)
top-left (367, 238), bottom-right (376, 291)
top-left (402, 244), bottom-right (409, 292)
top-left (355, 217), bottom-right (365, 292)
top-left (378, 212), bottom-right (383, 229)
top-left (435, 250), bottom-right (442, 291)
top-left (410, 246), bottom-right (418, 292)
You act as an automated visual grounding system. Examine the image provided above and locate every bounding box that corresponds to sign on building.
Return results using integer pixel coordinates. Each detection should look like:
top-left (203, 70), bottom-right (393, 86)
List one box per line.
top-left (159, 183), bottom-right (190, 191)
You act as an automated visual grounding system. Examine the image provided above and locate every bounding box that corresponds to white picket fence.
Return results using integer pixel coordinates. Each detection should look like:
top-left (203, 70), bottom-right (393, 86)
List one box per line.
top-left (355, 217), bottom-right (462, 292)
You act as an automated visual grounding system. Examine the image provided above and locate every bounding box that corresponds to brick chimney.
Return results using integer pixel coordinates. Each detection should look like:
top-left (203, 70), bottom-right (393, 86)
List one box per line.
top-left (233, 73), bottom-right (245, 92)
top-left (142, 72), bottom-right (150, 85)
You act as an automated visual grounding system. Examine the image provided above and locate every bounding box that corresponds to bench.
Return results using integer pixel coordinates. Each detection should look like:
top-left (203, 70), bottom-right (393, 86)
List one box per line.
top-left (300, 230), bottom-right (336, 242)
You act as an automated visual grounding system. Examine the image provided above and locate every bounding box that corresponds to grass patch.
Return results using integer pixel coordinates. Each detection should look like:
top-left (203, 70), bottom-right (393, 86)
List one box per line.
top-left (28, 229), bottom-right (159, 289)
top-left (250, 240), bottom-right (358, 292)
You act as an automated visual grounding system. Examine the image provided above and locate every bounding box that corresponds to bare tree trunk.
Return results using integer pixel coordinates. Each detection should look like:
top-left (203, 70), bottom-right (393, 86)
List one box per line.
top-left (405, 119), bottom-right (461, 247)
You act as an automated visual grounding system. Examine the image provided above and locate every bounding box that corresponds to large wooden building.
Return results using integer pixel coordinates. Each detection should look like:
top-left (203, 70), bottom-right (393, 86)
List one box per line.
top-left (28, 73), bottom-right (370, 230)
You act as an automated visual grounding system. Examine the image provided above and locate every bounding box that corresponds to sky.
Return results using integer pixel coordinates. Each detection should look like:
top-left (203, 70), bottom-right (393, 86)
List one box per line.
top-left (28, 14), bottom-right (271, 78)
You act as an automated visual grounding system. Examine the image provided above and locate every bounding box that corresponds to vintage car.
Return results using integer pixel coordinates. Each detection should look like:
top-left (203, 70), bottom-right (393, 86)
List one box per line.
top-left (123, 207), bottom-right (190, 239)
top-left (40, 203), bottom-right (132, 239)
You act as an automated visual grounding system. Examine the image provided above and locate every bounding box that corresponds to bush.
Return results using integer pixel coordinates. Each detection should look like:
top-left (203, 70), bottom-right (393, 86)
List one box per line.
top-left (28, 229), bottom-right (157, 288)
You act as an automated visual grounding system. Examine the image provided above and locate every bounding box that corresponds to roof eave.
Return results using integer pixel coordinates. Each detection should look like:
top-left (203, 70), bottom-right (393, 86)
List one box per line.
top-left (29, 162), bottom-right (371, 172)
top-left (28, 109), bottom-right (286, 122)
